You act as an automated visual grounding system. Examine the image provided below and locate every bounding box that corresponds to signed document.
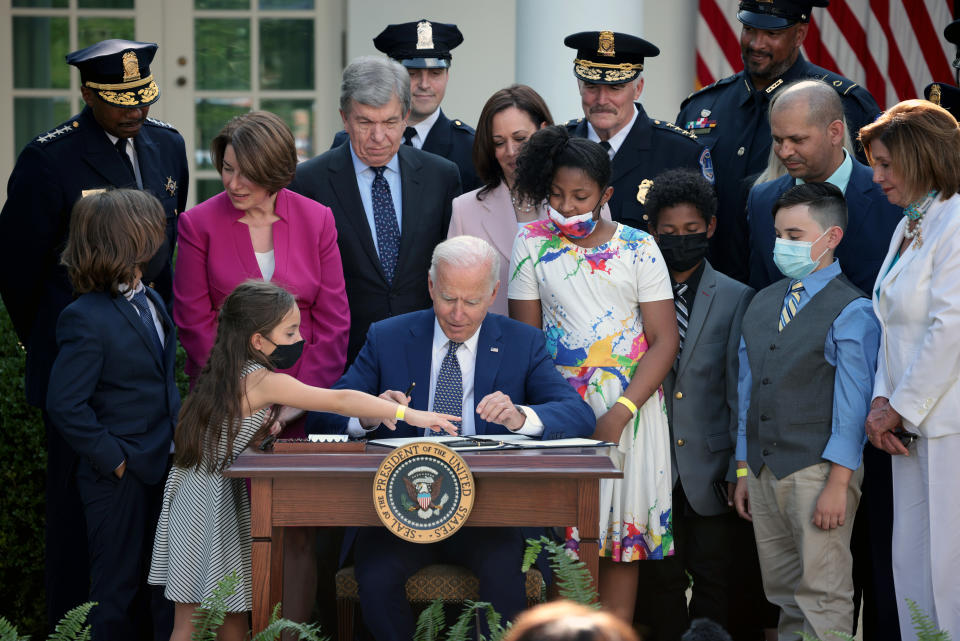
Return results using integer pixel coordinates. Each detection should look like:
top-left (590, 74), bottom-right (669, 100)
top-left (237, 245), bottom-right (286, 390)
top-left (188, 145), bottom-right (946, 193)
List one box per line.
top-left (368, 433), bottom-right (613, 451)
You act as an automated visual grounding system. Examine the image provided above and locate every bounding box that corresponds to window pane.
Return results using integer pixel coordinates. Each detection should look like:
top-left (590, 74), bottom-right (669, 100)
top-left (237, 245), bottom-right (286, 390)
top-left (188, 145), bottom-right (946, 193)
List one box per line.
top-left (14, 97), bottom-right (72, 153)
top-left (260, 99), bottom-right (315, 161)
top-left (196, 179), bottom-right (225, 203)
top-left (195, 98), bottom-right (251, 168)
top-left (78, 0), bottom-right (134, 7)
top-left (260, 19), bottom-right (313, 90)
top-left (260, 0), bottom-right (314, 8)
top-left (77, 18), bottom-right (135, 50)
top-left (195, 0), bottom-right (249, 9)
top-left (13, 17), bottom-right (69, 89)
top-left (195, 19), bottom-right (251, 90)
top-left (13, 0), bottom-right (68, 6)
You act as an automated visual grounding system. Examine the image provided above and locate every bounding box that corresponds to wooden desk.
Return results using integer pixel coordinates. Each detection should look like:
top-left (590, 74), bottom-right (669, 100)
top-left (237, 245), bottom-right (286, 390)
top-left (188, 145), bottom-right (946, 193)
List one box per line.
top-left (226, 445), bottom-right (621, 632)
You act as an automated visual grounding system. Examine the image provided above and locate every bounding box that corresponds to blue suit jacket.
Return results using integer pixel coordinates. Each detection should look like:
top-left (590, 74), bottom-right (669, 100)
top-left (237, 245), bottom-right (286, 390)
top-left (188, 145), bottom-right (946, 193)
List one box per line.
top-left (307, 309), bottom-right (595, 440)
top-left (46, 288), bottom-right (180, 486)
top-left (747, 158), bottom-right (902, 294)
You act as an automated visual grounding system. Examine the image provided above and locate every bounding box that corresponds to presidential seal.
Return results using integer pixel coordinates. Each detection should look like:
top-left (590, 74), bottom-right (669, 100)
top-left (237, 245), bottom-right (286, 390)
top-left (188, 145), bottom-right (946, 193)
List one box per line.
top-left (373, 442), bottom-right (475, 543)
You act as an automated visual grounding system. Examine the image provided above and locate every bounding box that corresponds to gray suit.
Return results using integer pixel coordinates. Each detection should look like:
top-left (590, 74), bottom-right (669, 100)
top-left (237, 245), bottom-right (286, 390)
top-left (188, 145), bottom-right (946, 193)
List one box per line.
top-left (664, 261), bottom-right (754, 516)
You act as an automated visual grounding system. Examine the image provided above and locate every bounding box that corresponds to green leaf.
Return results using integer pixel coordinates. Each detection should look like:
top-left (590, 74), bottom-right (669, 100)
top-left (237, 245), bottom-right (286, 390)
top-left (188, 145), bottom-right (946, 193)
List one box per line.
top-left (523, 537), bottom-right (598, 607)
top-left (0, 614), bottom-right (26, 641)
top-left (907, 598), bottom-right (951, 641)
top-left (413, 599), bottom-right (446, 641)
top-left (47, 602), bottom-right (96, 641)
top-left (191, 572), bottom-right (239, 641)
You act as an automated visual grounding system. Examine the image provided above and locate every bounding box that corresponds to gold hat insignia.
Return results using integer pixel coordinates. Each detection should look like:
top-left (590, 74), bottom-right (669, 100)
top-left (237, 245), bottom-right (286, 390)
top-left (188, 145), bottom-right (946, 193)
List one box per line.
top-left (637, 179), bottom-right (654, 204)
top-left (416, 21), bottom-right (434, 50)
top-left (598, 30), bottom-right (615, 57)
top-left (122, 51), bottom-right (140, 83)
top-left (930, 84), bottom-right (942, 106)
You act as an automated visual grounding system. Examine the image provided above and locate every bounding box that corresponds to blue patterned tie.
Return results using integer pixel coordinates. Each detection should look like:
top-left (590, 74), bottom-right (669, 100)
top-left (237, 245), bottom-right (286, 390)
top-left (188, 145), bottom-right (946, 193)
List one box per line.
top-left (130, 289), bottom-right (163, 357)
top-left (431, 341), bottom-right (463, 435)
top-left (779, 280), bottom-right (805, 331)
top-left (371, 166), bottom-right (400, 284)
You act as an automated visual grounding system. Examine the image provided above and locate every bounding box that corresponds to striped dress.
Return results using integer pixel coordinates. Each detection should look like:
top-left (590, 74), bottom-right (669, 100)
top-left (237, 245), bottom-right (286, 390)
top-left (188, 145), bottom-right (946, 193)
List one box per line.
top-left (148, 361), bottom-right (269, 611)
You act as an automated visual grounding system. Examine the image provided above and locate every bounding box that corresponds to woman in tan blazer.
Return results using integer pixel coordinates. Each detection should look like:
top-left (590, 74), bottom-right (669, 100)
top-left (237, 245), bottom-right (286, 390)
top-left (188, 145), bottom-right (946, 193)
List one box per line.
top-left (860, 100), bottom-right (960, 640)
top-left (448, 85), bottom-right (553, 315)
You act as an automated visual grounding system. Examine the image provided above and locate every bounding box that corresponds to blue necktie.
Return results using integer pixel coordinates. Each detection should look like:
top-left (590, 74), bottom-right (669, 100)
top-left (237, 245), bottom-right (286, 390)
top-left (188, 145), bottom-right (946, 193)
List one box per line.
top-left (130, 289), bottom-right (163, 358)
top-left (371, 166), bottom-right (400, 284)
top-left (431, 341), bottom-right (463, 435)
top-left (779, 281), bottom-right (805, 331)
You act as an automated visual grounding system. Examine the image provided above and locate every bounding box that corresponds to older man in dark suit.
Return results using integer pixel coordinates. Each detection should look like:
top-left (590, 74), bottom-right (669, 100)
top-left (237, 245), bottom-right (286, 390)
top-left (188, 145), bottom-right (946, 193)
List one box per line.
top-left (290, 55), bottom-right (462, 368)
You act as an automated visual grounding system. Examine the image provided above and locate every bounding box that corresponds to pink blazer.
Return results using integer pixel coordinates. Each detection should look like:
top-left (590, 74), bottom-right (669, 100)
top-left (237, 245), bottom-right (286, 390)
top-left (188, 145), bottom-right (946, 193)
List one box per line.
top-left (448, 182), bottom-right (612, 315)
top-left (174, 189), bottom-right (350, 387)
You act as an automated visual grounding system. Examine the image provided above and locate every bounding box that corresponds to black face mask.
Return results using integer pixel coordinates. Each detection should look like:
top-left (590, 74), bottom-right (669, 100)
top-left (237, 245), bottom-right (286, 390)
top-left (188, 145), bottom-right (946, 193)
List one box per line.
top-left (657, 232), bottom-right (710, 272)
top-left (140, 239), bottom-right (169, 285)
top-left (263, 338), bottom-right (304, 370)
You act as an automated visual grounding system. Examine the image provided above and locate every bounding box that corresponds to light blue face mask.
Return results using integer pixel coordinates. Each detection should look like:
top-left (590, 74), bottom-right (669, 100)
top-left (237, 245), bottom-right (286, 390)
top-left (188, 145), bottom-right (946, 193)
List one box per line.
top-left (773, 228), bottom-right (831, 279)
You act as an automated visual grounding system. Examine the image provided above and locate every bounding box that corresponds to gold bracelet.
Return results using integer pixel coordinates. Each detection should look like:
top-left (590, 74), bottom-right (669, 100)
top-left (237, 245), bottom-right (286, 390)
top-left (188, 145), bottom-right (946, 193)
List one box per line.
top-left (736, 467), bottom-right (748, 478)
top-left (615, 396), bottom-right (637, 415)
top-left (395, 405), bottom-right (406, 421)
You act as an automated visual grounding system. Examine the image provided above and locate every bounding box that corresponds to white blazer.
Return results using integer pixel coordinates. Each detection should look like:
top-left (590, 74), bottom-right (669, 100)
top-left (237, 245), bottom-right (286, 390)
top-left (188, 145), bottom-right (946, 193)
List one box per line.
top-left (449, 181), bottom-right (612, 316)
top-left (872, 193), bottom-right (960, 437)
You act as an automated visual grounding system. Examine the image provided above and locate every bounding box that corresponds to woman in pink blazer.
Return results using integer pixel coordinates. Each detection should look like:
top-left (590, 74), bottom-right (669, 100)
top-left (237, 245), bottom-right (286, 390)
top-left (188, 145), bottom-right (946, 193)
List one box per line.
top-left (175, 111), bottom-right (349, 410)
top-left (449, 85), bottom-right (609, 315)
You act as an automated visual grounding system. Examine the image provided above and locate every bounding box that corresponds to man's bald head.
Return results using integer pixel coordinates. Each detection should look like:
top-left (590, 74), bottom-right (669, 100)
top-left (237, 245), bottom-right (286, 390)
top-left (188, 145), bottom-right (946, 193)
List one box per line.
top-left (768, 80), bottom-right (847, 183)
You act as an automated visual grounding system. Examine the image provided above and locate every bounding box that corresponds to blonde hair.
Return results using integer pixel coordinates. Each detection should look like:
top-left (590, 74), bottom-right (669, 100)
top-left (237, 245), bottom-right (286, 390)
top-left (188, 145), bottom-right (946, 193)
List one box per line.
top-left (503, 602), bottom-right (640, 641)
top-left (858, 99), bottom-right (960, 203)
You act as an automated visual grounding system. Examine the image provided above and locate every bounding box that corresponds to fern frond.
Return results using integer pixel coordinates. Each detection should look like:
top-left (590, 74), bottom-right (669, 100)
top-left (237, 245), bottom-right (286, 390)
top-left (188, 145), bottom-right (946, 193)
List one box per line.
top-left (446, 600), bottom-right (481, 641)
top-left (413, 599), bottom-right (446, 641)
top-left (541, 537), bottom-right (598, 606)
top-left (249, 618), bottom-right (326, 641)
top-left (907, 598), bottom-right (951, 641)
top-left (480, 602), bottom-right (503, 641)
top-left (0, 615), bottom-right (25, 641)
top-left (521, 538), bottom-right (543, 573)
top-left (48, 601), bottom-right (96, 641)
top-left (191, 572), bottom-right (240, 641)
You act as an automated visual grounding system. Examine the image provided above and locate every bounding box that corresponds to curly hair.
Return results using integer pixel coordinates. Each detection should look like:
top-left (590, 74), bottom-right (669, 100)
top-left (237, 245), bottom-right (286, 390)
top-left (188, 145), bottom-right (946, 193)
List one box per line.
top-left (644, 168), bottom-right (717, 228)
top-left (512, 125), bottom-right (610, 205)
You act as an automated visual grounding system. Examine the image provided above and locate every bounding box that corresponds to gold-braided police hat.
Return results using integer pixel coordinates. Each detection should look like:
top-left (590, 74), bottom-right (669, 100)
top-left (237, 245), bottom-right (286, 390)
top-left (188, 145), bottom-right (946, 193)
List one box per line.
top-left (564, 31), bottom-right (659, 85)
top-left (66, 39), bottom-right (160, 107)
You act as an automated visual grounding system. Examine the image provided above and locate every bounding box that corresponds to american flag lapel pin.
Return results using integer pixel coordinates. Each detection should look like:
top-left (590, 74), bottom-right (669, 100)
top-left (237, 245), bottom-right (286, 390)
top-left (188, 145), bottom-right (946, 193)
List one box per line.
top-left (490, 347), bottom-right (499, 352)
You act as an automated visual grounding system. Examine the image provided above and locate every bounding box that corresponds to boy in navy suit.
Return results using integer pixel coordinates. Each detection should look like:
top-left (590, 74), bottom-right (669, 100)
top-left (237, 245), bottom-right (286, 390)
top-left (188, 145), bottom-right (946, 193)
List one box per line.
top-left (47, 189), bottom-right (180, 641)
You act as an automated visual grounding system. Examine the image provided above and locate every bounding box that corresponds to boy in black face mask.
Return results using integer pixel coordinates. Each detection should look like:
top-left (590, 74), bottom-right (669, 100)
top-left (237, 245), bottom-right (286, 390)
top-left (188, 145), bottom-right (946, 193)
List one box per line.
top-left (631, 169), bottom-right (757, 634)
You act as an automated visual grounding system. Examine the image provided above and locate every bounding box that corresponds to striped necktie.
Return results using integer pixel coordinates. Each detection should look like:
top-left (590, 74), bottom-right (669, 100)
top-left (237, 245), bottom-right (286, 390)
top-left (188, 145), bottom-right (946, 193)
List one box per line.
top-left (673, 282), bottom-right (689, 354)
top-left (130, 289), bottom-right (163, 358)
top-left (779, 280), bottom-right (805, 331)
top-left (431, 341), bottom-right (463, 435)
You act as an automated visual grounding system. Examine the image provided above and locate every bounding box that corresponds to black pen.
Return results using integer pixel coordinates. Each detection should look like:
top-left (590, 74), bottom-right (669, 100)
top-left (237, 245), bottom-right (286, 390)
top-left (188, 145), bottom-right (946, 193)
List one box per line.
top-left (404, 382), bottom-right (416, 398)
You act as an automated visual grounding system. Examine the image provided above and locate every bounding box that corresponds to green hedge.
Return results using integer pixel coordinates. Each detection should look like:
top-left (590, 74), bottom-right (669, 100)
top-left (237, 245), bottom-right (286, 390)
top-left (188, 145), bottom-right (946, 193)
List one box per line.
top-left (0, 300), bottom-right (46, 637)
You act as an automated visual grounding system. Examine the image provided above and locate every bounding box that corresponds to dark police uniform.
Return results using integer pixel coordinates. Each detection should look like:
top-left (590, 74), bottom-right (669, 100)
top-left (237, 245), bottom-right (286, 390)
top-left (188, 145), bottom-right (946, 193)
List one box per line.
top-left (676, 28), bottom-right (879, 285)
top-left (331, 19), bottom-right (479, 191)
top-left (0, 39), bottom-right (187, 634)
top-left (562, 30), bottom-right (713, 234)
top-left (924, 19), bottom-right (960, 120)
top-left (565, 108), bottom-right (711, 232)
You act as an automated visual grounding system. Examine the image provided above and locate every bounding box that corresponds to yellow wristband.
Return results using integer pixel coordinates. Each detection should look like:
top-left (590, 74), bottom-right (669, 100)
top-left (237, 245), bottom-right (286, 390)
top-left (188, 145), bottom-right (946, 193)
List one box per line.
top-left (736, 467), bottom-right (748, 478)
top-left (615, 396), bottom-right (637, 415)
top-left (395, 405), bottom-right (406, 421)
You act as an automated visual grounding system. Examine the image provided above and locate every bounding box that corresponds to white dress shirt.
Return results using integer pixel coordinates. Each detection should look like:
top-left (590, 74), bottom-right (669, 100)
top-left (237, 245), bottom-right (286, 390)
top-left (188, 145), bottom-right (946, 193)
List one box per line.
top-left (105, 132), bottom-right (143, 188)
top-left (408, 107), bottom-right (442, 150)
top-left (347, 319), bottom-right (544, 437)
top-left (586, 104), bottom-right (639, 159)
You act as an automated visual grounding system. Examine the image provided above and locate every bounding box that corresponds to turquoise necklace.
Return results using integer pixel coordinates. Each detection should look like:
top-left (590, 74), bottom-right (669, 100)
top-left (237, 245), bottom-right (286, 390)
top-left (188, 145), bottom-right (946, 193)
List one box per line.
top-left (903, 190), bottom-right (938, 247)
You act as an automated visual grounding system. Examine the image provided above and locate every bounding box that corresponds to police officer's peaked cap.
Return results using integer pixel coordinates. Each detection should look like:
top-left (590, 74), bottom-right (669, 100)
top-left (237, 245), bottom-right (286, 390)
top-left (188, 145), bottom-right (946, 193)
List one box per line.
top-left (66, 39), bottom-right (159, 107)
top-left (373, 19), bottom-right (463, 69)
top-left (564, 31), bottom-right (659, 85)
top-left (738, 0), bottom-right (829, 30)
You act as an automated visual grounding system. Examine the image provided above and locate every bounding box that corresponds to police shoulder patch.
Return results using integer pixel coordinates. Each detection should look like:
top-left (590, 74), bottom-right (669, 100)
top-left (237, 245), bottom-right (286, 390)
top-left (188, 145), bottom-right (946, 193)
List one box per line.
top-left (699, 147), bottom-right (715, 184)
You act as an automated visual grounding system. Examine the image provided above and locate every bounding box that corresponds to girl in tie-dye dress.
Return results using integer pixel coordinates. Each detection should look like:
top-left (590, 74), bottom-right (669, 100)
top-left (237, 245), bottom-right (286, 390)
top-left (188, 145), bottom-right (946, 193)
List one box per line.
top-left (507, 127), bottom-right (678, 621)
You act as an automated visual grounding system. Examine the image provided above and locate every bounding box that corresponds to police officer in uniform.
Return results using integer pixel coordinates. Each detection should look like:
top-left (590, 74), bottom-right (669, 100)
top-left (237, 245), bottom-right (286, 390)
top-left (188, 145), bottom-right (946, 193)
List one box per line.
top-left (564, 30), bottom-right (714, 233)
top-left (676, 0), bottom-right (880, 284)
top-left (331, 19), bottom-right (479, 190)
top-left (0, 39), bottom-right (187, 635)
top-left (925, 20), bottom-right (960, 119)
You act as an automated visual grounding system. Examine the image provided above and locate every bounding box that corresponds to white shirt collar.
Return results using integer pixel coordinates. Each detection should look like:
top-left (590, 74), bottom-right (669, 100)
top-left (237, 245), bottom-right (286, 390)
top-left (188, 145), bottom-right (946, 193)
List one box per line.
top-left (117, 280), bottom-right (145, 301)
top-left (432, 317), bottom-right (481, 356)
top-left (349, 142), bottom-right (401, 175)
top-left (586, 103), bottom-right (639, 157)
top-left (411, 108), bottom-right (442, 147)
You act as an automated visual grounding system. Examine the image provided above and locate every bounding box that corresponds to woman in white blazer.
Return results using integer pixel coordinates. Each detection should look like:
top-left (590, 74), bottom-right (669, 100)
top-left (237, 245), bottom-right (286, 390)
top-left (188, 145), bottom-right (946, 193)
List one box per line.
top-left (859, 100), bottom-right (960, 640)
top-left (448, 85), bottom-right (554, 315)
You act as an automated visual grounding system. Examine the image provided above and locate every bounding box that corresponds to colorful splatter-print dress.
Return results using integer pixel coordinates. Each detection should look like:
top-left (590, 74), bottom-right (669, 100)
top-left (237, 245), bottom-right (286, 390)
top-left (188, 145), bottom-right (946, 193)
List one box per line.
top-left (509, 220), bottom-right (674, 561)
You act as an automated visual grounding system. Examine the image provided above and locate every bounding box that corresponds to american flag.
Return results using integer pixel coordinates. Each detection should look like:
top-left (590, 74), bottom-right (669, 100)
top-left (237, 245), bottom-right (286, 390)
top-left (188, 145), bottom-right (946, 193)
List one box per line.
top-left (696, 0), bottom-right (957, 109)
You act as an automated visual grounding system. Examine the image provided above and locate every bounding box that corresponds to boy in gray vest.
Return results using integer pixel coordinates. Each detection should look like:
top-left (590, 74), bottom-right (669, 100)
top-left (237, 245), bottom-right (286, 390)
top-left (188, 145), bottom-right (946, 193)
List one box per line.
top-left (732, 182), bottom-right (880, 641)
